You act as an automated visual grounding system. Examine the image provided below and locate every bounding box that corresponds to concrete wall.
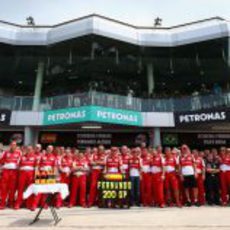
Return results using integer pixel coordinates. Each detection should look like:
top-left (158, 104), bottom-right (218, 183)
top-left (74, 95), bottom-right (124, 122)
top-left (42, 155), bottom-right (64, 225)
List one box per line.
top-left (10, 111), bottom-right (43, 126)
top-left (0, 15), bottom-right (229, 47)
top-left (142, 112), bottom-right (175, 127)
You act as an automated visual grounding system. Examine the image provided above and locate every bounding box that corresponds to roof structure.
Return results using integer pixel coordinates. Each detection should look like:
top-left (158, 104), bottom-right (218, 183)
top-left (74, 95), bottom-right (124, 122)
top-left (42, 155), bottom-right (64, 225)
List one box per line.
top-left (0, 14), bottom-right (229, 46)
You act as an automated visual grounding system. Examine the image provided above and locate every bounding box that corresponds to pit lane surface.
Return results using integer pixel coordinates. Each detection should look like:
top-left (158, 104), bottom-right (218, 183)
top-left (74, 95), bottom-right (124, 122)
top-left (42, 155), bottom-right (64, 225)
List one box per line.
top-left (0, 206), bottom-right (229, 230)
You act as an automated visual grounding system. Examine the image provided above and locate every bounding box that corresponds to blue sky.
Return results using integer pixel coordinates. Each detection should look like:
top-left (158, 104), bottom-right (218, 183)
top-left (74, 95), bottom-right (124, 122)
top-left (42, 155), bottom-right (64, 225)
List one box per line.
top-left (0, 0), bottom-right (229, 26)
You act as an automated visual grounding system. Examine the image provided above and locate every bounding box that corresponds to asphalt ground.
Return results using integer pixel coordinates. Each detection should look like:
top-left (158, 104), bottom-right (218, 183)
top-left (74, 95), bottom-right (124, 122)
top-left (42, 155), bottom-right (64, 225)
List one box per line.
top-left (0, 206), bottom-right (230, 230)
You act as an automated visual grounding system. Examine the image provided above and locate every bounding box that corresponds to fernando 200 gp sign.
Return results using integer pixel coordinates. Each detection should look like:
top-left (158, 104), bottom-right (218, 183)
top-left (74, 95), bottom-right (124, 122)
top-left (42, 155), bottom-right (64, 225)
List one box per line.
top-left (97, 179), bottom-right (132, 208)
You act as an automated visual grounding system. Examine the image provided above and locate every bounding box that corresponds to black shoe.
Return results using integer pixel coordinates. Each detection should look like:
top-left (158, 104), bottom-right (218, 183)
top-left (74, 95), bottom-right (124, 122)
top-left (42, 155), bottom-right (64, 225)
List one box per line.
top-left (185, 201), bottom-right (191, 207)
top-left (194, 201), bottom-right (200, 207)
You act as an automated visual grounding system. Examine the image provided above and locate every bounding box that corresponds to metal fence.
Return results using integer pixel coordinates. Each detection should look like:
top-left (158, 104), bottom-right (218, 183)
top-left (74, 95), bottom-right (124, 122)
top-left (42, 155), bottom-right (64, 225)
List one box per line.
top-left (0, 91), bottom-right (229, 112)
top-left (0, 96), bottom-right (33, 111)
top-left (41, 92), bottom-right (142, 111)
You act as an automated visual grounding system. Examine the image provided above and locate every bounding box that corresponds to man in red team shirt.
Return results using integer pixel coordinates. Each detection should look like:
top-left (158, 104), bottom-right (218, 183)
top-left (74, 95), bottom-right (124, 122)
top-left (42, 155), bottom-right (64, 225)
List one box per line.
top-left (164, 147), bottom-right (181, 207)
top-left (0, 141), bottom-right (21, 209)
top-left (59, 148), bottom-right (73, 184)
top-left (56, 148), bottom-right (73, 208)
top-left (220, 148), bottom-right (230, 205)
top-left (218, 147), bottom-right (228, 205)
top-left (34, 144), bottom-right (43, 159)
top-left (31, 145), bottom-right (57, 210)
top-left (88, 146), bottom-right (106, 207)
top-left (151, 148), bottom-right (165, 208)
top-left (0, 144), bottom-right (4, 201)
top-left (69, 151), bottom-right (88, 208)
top-left (140, 148), bottom-right (152, 206)
top-left (193, 149), bottom-right (206, 205)
top-left (179, 145), bottom-right (198, 206)
top-left (156, 146), bottom-right (163, 156)
top-left (85, 147), bottom-right (92, 162)
top-left (14, 145), bottom-right (38, 210)
top-left (104, 147), bottom-right (121, 174)
top-left (120, 146), bottom-right (130, 178)
top-left (129, 148), bottom-right (141, 206)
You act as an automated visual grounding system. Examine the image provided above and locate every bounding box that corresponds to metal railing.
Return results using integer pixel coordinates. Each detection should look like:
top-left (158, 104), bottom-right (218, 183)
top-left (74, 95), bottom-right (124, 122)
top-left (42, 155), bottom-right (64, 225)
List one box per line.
top-left (41, 92), bottom-right (142, 111)
top-left (0, 96), bottom-right (33, 111)
top-left (0, 91), bottom-right (229, 112)
top-left (142, 93), bottom-right (229, 112)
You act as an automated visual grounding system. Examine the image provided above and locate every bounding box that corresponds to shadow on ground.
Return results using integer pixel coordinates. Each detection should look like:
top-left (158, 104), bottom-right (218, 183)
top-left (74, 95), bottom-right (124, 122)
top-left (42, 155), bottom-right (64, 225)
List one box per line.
top-left (8, 219), bottom-right (54, 227)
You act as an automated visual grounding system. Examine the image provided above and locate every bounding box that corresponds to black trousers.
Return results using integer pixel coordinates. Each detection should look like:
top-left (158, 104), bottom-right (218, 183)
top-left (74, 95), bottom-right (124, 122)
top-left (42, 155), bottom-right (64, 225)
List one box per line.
top-left (130, 176), bottom-right (140, 205)
top-left (205, 175), bottom-right (220, 205)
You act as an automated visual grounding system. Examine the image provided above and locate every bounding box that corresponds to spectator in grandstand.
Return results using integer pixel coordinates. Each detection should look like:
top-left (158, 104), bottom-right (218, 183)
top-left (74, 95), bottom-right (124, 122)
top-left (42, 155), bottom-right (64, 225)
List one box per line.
top-left (126, 88), bottom-right (134, 108)
top-left (191, 90), bottom-right (201, 110)
top-left (213, 83), bottom-right (222, 95)
top-left (200, 84), bottom-right (210, 95)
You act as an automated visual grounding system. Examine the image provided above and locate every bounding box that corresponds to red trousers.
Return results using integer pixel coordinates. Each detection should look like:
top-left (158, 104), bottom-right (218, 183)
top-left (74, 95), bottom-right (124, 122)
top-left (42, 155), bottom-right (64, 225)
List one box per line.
top-left (220, 171), bottom-right (227, 204)
top-left (164, 172), bottom-right (179, 203)
top-left (141, 172), bottom-right (152, 206)
top-left (178, 177), bottom-right (186, 204)
top-left (152, 173), bottom-right (164, 206)
top-left (60, 173), bottom-right (70, 184)
top-left (0, 169), bottom-right (18, 207)
top-left (15, 170), bottom-right (34, 208)
top-left (56, 173), bottom-right (70, 207)
top-left (196, 174), bottom-right (205, 205)
top-left (69, 175), bottom-right (87, 206)
top-left (32, 173), bottom-right (70, 209)
top-left (0, 174), bottom-right (2, 198)
top-left (88, 169), bottom-right (102, 206)
top-left (32, 193), bottom-right (52, 209)
top-left (223, 171), bottom-right (230, 204)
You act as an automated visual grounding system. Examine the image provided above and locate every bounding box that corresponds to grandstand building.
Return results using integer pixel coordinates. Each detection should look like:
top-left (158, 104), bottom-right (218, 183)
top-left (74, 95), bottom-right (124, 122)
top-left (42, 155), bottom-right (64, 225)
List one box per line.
top-left (0, 14), bottom-right (229, 148)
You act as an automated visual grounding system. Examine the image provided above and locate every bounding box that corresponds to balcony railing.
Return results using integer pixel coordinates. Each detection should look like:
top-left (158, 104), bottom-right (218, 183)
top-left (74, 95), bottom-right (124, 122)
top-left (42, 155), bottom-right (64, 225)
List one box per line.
top-left (41, 92), bottom-right (142, 111)
top-left (0, 91), bottom-right (229, 112)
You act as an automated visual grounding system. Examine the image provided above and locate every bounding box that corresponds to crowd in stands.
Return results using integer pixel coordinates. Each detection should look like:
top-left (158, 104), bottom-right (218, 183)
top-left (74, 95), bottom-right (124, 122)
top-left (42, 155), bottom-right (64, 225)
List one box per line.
top-left (0, 141), bottom-right (229, 210)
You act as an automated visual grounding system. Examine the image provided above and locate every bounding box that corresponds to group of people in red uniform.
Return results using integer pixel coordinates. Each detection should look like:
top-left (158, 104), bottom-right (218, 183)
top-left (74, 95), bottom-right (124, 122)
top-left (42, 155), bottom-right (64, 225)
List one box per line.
top-left (0, 141), bottom-right (229, 210)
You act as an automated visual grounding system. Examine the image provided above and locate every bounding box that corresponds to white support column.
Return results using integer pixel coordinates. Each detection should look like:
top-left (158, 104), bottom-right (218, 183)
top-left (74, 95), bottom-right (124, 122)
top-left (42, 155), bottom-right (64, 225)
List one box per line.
top-left (147, 63), bottom-right (154, 96)
top-left (24, 126), bottom-right (38, 146)
top-left (32, 61), bottom-right (45, 111)
top-left (153, 127), bottom-right (161, 148)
